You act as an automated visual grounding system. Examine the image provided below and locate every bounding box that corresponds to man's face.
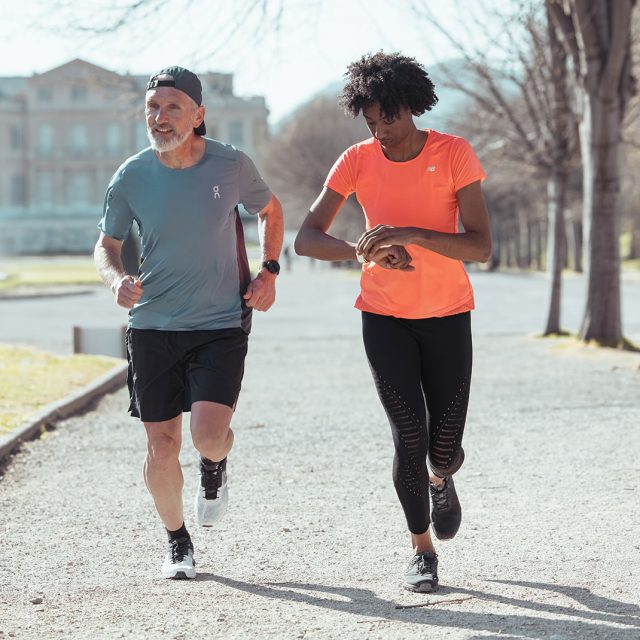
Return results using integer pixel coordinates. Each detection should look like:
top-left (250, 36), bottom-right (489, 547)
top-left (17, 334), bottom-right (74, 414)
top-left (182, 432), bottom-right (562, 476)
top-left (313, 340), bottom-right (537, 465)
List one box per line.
top-left (144, 87), bottom-right (203, 152)
top-left (362, 102), bottom-right (414, 149)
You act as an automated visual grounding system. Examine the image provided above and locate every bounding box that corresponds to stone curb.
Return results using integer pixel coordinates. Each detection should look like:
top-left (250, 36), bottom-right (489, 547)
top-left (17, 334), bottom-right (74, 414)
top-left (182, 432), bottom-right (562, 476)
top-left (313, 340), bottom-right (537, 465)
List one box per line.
top-left (0, 361), bottom-right (128, 462)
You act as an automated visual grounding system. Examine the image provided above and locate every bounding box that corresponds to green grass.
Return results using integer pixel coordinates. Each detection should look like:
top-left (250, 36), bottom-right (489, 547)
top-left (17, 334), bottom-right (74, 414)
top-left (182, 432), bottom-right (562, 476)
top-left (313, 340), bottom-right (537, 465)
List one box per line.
top-left (622, 258), bottom-right (640, 271)
top-left (0, 257), bottom-right (270, 290)
top-left (0, 344), bottom-right (121, 435)
top-left (536, 332), bottom-right (640, 352)
top-left (0, 258), bottom-right (101, 291)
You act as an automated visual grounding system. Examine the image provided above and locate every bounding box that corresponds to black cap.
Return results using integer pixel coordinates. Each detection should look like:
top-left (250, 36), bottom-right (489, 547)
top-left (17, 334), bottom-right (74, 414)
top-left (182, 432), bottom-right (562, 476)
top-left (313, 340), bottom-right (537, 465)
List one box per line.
top-left (147, 66), bottom-right (206, 136)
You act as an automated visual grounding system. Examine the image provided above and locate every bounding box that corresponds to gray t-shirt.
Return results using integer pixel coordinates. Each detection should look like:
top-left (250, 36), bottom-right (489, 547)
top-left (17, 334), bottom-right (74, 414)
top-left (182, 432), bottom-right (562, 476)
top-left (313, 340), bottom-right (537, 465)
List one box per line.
top-left (98, 138), bottom-right (272, 332)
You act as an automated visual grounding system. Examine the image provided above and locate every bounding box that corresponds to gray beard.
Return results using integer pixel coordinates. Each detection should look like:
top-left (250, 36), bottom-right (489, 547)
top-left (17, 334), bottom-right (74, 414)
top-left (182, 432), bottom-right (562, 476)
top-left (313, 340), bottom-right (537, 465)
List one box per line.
top-left (147, 127), bottom-right (192, 152)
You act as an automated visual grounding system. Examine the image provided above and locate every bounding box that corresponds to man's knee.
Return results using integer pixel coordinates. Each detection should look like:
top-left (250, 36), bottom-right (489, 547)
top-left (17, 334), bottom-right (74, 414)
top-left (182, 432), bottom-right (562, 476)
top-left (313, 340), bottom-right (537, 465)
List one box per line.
top-left (191, 423), bottom-right (230, 454)
top-left (146, 432), bottom-right (181, 469)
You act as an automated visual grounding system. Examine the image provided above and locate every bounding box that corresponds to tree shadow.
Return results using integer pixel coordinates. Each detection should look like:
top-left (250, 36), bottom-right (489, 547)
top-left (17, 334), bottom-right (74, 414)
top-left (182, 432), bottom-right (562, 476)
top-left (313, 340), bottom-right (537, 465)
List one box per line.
top-left (490, 580), bottom-right (640, 617)
top-left (195, 573), bottom-right (639, 638)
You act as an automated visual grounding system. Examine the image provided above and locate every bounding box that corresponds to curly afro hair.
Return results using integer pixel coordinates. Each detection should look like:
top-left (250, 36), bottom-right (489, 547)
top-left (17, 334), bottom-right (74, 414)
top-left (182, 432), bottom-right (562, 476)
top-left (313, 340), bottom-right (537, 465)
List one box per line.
top-left (339, 51), bottom-right (438, 120)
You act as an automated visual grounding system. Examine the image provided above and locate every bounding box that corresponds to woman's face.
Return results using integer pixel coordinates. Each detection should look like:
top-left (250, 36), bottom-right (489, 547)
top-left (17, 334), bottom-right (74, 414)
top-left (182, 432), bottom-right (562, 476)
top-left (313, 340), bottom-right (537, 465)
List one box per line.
top-left (362, 103), bottom-right (415, 148)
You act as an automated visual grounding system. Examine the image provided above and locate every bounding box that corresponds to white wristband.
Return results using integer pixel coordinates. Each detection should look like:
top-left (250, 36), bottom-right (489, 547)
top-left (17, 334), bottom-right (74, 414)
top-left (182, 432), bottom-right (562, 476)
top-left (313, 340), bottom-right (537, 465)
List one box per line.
top-left (356, 251), bottom-right (368, 264)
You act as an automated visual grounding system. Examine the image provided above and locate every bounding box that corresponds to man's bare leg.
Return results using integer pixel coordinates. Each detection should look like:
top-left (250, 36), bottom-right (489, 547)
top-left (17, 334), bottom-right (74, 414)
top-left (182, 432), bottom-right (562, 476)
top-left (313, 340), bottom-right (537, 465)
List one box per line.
top-left (190, 401), bottom-right (234, 461)
top-left (143, 415), bottom-right (184, 530)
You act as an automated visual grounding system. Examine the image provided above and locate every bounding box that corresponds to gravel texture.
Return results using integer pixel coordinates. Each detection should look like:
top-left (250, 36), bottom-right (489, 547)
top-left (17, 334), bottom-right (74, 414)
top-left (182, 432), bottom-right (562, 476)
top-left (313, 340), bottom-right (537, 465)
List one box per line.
top-left (1, 264), bottom-right (639, 640)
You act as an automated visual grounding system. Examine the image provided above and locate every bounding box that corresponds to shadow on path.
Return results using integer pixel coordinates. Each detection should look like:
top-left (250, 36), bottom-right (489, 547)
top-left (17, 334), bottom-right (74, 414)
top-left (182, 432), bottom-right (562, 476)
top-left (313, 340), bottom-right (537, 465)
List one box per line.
top-left (195, 573), bottom-right (639, 639)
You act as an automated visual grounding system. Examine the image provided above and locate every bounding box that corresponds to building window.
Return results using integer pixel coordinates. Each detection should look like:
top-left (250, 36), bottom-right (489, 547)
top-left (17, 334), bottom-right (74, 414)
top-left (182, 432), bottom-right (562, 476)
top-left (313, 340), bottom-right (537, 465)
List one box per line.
top-left (71, 125), bottom-right (89, 153)
top-left (37, 87), bottom-right (52, 103)
top-left (11, 175), bottom-right (26, 205)
top-left (36, 172), bottom-right (55, 205)
top-left (229, 120), bottom-right (244, 147)
top-left (10, 126), bottom-right (22, 150)
top-left (67, 172), bottom-right (92, 205)
top-left (38, 124), bottom-right (54, 155)
top-left (71, 85), bottom-right (88, 102)
top-left (106, 123), bottom-right (121, 154)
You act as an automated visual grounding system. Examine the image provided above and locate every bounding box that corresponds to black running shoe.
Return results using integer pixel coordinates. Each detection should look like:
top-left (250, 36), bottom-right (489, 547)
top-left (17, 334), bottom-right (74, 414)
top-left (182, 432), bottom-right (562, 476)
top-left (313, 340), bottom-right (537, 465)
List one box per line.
top-left (404, 551), bottom-right (439, 592)
top-left (430, 476), bottom-right (462, 540)
top-left (161, 535), bottom-right (196, 579)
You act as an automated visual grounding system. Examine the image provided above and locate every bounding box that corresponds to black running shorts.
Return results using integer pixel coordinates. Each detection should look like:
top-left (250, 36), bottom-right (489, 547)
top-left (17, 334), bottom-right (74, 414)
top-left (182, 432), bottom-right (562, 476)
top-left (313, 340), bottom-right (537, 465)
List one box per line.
top-left (125, 327), bottom-right (248, 423)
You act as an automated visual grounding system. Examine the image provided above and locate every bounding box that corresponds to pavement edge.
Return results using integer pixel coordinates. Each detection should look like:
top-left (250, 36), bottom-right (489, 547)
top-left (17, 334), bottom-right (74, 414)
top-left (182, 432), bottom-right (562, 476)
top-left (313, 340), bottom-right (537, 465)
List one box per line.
top-left (0, 361), bottom-right (128, 462)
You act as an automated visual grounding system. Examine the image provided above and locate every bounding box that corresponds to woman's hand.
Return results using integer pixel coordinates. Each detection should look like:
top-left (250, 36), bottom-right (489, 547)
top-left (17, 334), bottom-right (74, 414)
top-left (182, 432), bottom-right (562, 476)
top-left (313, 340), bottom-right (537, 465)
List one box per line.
top-left (368, 244), bottom-right (414, 271)
top-left (357, 225), bottom-right (417, 261)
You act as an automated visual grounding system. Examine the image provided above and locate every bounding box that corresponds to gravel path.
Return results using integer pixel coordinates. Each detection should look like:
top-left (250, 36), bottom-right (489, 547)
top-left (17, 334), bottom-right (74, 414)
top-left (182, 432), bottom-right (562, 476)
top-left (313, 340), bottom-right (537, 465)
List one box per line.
top-left (1, 265), bottom-right (639, 640)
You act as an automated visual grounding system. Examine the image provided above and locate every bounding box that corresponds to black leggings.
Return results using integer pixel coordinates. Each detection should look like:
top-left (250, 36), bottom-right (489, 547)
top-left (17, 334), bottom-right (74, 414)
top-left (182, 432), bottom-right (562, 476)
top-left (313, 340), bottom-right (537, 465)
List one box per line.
top-left (362, 311), bottom-right (472, 535)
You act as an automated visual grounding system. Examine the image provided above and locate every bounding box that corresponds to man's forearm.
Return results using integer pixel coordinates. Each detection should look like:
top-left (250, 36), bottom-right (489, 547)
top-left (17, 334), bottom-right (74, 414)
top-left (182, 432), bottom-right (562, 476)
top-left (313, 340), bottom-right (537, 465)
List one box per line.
top-left (258, 202), bottom-right (284, 263)
top-left (94, 244), bottom-right (126, 291)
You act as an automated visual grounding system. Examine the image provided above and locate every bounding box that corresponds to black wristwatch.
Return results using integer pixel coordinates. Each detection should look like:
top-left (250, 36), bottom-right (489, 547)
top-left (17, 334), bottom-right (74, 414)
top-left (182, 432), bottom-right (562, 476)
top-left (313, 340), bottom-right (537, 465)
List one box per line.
top-left (262, 259), bottom-right (281, 275)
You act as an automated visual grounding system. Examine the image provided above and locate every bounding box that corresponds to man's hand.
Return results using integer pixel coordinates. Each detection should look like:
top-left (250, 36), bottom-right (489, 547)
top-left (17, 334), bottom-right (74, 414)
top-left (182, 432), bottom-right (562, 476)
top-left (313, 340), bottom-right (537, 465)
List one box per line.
top-left (243, 270), bottom-right (276, 311)
top-left (368, 244), bottom-right (415, 271)
top-left (113, 275), bottom-right (143, 309)
top-left (357, 224), bottom-right (417, 262)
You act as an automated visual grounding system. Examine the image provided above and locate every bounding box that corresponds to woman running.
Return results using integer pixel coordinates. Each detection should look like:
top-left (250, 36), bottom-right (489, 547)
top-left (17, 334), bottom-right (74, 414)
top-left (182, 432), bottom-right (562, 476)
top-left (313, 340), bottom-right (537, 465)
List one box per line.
top-left (295, 51), bottom-right (492, 592)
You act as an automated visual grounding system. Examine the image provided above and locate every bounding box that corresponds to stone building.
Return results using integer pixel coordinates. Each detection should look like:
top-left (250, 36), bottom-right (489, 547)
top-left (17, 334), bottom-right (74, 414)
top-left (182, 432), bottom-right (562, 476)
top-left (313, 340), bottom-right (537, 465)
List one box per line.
top-left (0, 59), bottom-right (269, 255)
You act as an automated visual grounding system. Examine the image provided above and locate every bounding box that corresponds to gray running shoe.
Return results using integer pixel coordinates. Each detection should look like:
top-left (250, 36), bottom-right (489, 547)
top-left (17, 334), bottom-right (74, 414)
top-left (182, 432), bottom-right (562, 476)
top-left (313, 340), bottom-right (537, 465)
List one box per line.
top-left (404, 550), bottom-right (439, 592)
top-left (161, 536), bottom-right (196, 579)
top-left (429, 476), bottom-right (462, 540)
top-left (195, 456), bottom-right (228, 527)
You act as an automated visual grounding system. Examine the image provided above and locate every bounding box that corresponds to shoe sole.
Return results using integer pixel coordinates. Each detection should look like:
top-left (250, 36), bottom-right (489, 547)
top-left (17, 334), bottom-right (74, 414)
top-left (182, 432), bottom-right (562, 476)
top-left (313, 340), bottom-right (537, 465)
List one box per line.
top-left (403, 582), bottom-right (439, 593)
top-left (432, 522), bottom-right (461, 541)
top-left (162, 568), bottom-right (196, 580)
top-left (194, 489), bottom-right (229, 527)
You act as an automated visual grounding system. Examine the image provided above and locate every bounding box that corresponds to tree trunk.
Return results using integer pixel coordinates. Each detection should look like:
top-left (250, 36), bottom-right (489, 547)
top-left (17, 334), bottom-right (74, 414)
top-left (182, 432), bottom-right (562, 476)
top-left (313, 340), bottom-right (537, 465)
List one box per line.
top-left (527, 218), bottom-right (534, 269)
top-left (579, 95), bottom-right (623, 345)
top-left (544, 168), bottom-right (569, 335)
top-left (515, 208), bottom-right (530, 268)
top-left (571, 219), bottom-right (583, 272)
top-left (489, 215), bottom-right (501, 271)
top-left (629, 217), bottom-right (640, 260)
top-left (536, 219), bottom-right (545, 270)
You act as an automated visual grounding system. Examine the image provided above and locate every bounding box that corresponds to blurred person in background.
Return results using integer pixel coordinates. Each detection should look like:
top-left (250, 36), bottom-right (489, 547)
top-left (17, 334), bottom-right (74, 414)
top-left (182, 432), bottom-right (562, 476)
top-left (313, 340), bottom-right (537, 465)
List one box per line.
top-left (295, 51), bottom-right (491, 592)
top-left (94, 66), bottom-right (283, 580)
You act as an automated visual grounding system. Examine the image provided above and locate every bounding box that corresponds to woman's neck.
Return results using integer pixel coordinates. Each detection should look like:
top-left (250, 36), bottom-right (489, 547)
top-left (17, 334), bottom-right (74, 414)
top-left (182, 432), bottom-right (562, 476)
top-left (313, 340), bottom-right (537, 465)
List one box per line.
top-left (381, 128), bottom-right (428, 162)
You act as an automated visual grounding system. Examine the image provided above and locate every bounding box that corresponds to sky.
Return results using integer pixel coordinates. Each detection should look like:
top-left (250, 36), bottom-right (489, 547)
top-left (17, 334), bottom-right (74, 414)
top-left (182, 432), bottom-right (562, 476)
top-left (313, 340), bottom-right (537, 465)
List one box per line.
top-left (0, 0), bottom-right (493, 124)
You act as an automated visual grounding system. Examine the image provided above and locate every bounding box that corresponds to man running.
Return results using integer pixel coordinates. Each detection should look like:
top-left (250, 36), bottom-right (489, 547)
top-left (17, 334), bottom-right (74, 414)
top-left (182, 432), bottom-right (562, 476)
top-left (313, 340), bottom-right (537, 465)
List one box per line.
top-left (94, 66), bottom-right (283, 579)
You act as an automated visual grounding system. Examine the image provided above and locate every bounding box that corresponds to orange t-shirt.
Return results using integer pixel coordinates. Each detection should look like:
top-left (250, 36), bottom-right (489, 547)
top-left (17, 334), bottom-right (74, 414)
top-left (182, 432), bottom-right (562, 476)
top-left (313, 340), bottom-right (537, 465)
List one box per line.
top-left (325, 130), bottom-right (486, 319)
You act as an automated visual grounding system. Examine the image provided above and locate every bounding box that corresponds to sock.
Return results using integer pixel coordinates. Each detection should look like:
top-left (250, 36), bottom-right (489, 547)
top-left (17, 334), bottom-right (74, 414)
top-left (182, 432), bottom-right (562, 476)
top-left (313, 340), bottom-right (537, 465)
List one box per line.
top-left (166, 522), bottom-right (190, 542)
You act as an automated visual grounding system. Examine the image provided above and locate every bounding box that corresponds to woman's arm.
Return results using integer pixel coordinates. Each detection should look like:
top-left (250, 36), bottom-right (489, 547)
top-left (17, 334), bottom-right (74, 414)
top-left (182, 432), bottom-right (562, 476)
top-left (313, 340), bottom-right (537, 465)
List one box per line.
top-left (357, 180), bottom-right (492, 263)
top-left (295, 187), bottom-right (359, 261)
top-left (295, 187), bottom-right (414, 269)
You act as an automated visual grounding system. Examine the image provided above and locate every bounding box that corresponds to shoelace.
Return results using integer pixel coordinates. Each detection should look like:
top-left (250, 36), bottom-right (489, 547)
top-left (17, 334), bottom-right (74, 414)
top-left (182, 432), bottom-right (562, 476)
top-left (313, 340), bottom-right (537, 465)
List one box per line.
top-left (430, 478), bottom-right (449, 510)
top-left (201, 461), bottom-right (224, 499)
top-left (416, 553), bottom-right (438, 576)
top-left (170, 536), bottom-right (192, 563)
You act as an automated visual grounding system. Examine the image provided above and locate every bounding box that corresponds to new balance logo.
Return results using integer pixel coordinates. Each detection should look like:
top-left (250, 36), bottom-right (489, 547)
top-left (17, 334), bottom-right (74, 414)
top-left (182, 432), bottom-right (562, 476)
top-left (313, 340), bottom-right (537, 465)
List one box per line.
top-left (213, 185), bottom-right (221, 199)
top-left (426, 165), bottom-right (436, 172)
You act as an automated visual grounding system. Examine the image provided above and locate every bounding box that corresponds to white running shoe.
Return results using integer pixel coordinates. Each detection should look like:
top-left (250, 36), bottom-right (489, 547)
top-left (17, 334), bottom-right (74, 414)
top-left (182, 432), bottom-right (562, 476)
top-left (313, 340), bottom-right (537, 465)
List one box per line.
top-left (161, 536), bottom-right (196, 579)
top-left (195, 457), bottom-right (229, 527)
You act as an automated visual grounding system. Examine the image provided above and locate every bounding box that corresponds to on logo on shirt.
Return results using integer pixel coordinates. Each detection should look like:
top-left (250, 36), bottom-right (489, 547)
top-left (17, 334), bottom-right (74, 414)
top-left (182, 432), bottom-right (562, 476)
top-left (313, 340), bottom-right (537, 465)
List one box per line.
top-left (426, 165), bottom-right (437, 172)
top-left (213, 185), bottom-right (221, 199)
